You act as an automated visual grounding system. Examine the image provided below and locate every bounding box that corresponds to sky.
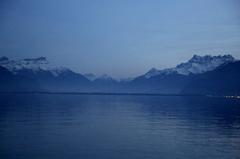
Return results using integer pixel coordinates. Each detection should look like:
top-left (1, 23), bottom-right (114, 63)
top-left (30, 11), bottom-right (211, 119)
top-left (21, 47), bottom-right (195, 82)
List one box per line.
top-left (0, 0), bottom-right (240, 78)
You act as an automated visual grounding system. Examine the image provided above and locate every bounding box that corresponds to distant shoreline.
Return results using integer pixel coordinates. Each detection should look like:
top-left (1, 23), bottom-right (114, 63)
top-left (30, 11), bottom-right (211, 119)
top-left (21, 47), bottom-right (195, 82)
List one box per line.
top-left (0, 91), bottom-right (209, 97)
top-left (1, 92), bottom-right (240, 99)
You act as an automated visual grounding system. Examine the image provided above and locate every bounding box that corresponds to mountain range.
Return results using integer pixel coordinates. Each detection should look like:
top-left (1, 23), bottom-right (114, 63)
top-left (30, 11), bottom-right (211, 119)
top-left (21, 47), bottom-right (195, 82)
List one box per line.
top-left (0, 55), bottom-right (239, 95)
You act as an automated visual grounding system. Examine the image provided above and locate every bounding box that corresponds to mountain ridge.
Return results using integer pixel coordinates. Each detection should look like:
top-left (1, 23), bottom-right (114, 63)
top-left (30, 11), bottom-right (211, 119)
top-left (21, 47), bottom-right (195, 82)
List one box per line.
top-left (0, 54), bottom-right (239, 95)
top-left (144, 54), bottom-right (236, 79)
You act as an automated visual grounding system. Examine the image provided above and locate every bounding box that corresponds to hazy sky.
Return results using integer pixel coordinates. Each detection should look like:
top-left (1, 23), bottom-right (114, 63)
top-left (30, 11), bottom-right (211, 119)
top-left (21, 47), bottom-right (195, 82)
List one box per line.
top-left (0, 0), bottom-right (240, 78)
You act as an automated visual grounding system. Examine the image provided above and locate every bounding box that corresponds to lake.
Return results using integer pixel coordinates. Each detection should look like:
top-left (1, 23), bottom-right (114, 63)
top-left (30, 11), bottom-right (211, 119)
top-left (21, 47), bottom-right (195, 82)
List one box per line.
top-left (0, 94), bottom-right (240, 159)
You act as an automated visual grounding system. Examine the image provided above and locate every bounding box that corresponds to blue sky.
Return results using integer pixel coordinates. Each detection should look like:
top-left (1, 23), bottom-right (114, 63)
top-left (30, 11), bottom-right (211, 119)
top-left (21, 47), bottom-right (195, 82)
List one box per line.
top-left (0, 0), bottom-right (240, 78)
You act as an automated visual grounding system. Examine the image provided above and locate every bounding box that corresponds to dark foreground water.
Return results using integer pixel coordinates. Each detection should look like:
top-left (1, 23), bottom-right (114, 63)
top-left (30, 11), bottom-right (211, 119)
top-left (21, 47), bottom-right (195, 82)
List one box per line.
top-left (0, 94), bottom-right (240, 159)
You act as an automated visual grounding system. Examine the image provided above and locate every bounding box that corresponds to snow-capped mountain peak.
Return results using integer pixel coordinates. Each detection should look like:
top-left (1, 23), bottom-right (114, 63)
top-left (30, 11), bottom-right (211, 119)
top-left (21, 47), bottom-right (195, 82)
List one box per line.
top-left (0, 56), bottom-right (69, 76)
top-left (144, 54), bottom-right (236, 78)
top-left (175, 54), bottom-right (236, 75)
top-left (145, 68), bottom-right (160, 78)
top-left (23, 57), bottom-right (49, 64)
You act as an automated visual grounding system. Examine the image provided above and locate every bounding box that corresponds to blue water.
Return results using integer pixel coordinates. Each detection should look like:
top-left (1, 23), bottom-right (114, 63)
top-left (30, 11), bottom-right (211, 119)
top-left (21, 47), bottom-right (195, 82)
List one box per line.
top-left (0, 94), bottom-right (240, 159)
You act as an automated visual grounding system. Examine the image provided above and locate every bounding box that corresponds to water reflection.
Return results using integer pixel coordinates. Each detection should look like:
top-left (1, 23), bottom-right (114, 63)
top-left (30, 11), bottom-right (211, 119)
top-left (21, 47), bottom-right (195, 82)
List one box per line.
top-left (0, 94), bottom-right (239, 159)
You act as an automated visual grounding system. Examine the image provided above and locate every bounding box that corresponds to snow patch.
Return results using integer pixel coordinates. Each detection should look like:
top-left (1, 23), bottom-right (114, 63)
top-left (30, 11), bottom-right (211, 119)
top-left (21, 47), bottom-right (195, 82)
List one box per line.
top-left (144, 54), bottom-right (236, 78)
top-left (0, 57), bottom-right (69, 76)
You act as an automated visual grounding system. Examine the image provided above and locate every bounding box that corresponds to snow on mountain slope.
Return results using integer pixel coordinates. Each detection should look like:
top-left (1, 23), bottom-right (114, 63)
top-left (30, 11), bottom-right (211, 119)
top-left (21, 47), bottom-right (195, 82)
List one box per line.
top-left (0, 56), bottom-right (69, 76)
top-left (144, 55), bottom-right (236, 78)
top-left (84, 73), bottom-right (116, 81)
top-left (83, 73), bottom-right (97, 81)
top-left (144, 68), bottom-right (174, 79)
top-left (97, 74), bottom-right (113, 80)
top-left (1, 55), bottom-right (236, 80)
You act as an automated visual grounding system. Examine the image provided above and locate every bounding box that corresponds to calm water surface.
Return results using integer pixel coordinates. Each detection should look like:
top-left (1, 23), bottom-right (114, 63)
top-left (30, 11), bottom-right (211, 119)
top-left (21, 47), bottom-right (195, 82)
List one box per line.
top-left (0, 94), bottom-right (240, 159)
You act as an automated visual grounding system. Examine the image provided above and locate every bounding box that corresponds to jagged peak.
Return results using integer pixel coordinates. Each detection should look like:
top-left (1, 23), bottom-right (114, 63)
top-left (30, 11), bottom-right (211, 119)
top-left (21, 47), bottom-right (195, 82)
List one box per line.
top-left (22, 57), bottom-right (49, 65)
top-left (0, 56), bottom-right (68, 76)
top-left (176, 54), bottom-right (236, 75)
top-left (190, 54), bottom-right (202, 60)
top-left (144, 67), bottom-right (161, 78)
top-left (23, 57), bottom-right (47, 62)
top-left (188, 54), bottom-right (235, 63)
top-left (148, 67), bottom-right (159, 73)
top-left (144, 54), bottom-right (237, 78)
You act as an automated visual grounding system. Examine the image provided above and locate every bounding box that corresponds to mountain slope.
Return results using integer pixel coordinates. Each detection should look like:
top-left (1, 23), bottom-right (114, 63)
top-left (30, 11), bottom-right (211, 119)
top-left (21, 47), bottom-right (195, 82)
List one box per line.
top-left (0, 57), bottom-right (91, 92)
top-left (0, 55), bottom-right (239, 94)
top-left (84, 73), bottom-right (97, 81)
top-left (181, 61), bottom-right (240, 95)
top-left (0, 66), bottom-right (42, 92)
top-left (0, 56), bottom-right (68, 76)
top-left (144, 55), bottom-right (235, 78)
top-left (130, 72), bottom-right (191, 93)
top-left (130, 54), bottom-right (237, 94)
